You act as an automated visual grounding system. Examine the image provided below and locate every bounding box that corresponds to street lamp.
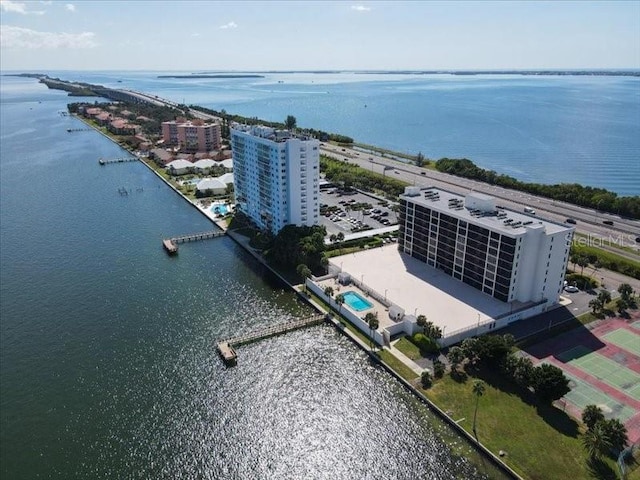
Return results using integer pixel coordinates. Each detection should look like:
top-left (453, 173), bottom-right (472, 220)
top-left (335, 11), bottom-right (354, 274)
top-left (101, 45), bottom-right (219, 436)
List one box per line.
top-left (384, 289), bottom-right (388, 302)
top-left (414, 307), bottom-right (418, 317)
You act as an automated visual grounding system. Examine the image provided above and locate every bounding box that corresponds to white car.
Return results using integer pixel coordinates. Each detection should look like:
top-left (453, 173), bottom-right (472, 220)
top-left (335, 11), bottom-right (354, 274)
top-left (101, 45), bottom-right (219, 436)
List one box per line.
top-left (564, 285), bottom-right (579, 293)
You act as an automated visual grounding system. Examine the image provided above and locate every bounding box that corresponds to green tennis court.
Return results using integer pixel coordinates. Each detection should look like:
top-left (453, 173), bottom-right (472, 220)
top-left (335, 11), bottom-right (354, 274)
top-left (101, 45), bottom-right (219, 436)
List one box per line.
top-left (563, 373), bottom-right (636, 422)
top-left (603, 328), bottom-right (640, 356)
top-left (631, 321), bottom-right (640, 331)
top-left (557, 346), bottom-right (640, 401)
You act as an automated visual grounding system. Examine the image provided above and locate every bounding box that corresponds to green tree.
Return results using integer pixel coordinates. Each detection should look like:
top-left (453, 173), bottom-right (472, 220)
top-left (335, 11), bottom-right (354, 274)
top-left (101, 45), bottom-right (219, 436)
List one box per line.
top-left (416, 314), bottom-right (427, 334)
top-left (531, 363), bottom-right (570, 403)
top-left (581, 405), bottom-right (605, 430)
top-left (589, 298), bottom-right (603, 315)
top-left (472, 380), bottom-right (486, 441)
top-left (415, 151), bottom-right (425, 167)
top-left (597, 290), bottom-right (611, 306)
top-left (433, 359), bottom-right (445, 379)
top-left (601, 418), bottom-right (628, 453)
top-left (447, 346), bottom-right (465, 375)
top-left (335, 293), bottom-right (345, 315)
top-left (582, 422), bottom-right (611, 460)
top-left (619, 283), bottom-right (634, 303)
top-left (324, 286), bottom-right (334, 298)
top-left (421, 370), bottom-right (433, 388)
top-left (424, 322), bottom-right (443, 340)
top-left (365, 312), bottom-right (379, 350)
top-left (616, 297), bottom-right (629, 315)
top-left (285, 115), bottom-right (297, 130)
top-left (577, 255), bottom-right (590, 277)
top-left (296, 264), bottom-right (312, 293)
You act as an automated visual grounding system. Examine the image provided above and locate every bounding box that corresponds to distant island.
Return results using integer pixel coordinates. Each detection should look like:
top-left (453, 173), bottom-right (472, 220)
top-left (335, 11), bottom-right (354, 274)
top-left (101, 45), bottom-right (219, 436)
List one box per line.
top-left (157, 74), bottom-right (264, 79)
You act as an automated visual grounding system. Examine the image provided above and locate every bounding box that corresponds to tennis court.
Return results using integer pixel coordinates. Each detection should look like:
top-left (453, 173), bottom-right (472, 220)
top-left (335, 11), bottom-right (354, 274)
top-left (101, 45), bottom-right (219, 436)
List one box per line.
top-left (604, 328), bottom-right (640, 356)
top-left (556, 346), bottom-right (640, 401)
top-left (563, 373), bottom-right (636, 423)
top-left (632, 321), bottom-right (640, 331)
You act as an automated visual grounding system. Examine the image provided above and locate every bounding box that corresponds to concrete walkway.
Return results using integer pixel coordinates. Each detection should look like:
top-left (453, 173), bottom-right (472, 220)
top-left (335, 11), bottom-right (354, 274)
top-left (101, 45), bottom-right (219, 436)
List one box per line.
top-left (386, 343), bottom-right (427, 375)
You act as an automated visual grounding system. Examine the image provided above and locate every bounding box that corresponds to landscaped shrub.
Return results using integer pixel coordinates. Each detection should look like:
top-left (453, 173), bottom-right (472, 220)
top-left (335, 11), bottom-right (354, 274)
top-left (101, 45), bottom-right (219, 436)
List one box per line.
top-left (411, 333), bottom-right (439, 354)
top-left (565, 273), bottom-right (598, 289)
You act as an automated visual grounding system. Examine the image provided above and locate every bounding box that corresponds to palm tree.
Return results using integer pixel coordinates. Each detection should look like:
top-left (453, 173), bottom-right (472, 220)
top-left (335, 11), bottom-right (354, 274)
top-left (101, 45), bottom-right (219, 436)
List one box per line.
top-left (472, 380), bottom-right (486, 441)
top-left (416, 314), bottom-right (427, 333)
top-left (582, 421), bottom-right (611, 460)
top-left (296, 264), bottom-right (312, 293)
top-left (447, 346), bottom-right (465, 374)
top-left (335, 293), bottom-right (345, 315)
top-left (324, 286), bottom-right (334, 298)
top-left (601, 418), bottom-right (628, 453)
top-left (365, 312), bottom-right (379, 350)
top-left (589, 298), bottom-right (603, 315)
top-left (582, 405), bottom-right (604, 430)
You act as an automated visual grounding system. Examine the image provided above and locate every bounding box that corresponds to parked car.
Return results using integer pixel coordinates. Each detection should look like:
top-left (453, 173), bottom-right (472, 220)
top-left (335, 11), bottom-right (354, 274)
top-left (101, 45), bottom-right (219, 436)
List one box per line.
top-left (564, 285), bottom-right (579, 293)
top-left (420, 172), bottom-right (426, 175)
top-left (603, 220), bottom-right (614, 226)
top-left (565, 218), bottom-right (577, 224)
top-left (381, 211), bottom-right (389, 217)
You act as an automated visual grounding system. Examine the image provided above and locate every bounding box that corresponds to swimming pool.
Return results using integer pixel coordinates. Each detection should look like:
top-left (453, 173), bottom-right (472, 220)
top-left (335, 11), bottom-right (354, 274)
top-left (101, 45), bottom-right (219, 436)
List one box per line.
top-left (343, 291), bottom-right (373, 312)
top-left (209, 203), bottom-right (229, 215)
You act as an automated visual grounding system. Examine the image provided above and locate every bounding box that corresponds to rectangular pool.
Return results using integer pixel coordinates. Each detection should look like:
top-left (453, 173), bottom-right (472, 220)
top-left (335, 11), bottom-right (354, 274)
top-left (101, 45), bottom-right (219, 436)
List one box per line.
top-left (343, 291), bottom-right (373, 312)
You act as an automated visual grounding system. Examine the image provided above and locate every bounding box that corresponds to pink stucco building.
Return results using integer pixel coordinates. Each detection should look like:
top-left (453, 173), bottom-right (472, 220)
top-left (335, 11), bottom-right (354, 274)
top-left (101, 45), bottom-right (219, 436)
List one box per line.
top-left (161, 120), bottom-right (222, 153)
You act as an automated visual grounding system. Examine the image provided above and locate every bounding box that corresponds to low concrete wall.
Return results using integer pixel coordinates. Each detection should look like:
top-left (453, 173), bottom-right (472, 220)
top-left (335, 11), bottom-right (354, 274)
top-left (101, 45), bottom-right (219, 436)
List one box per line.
top-left (307, 280), bottom-right (385, 345)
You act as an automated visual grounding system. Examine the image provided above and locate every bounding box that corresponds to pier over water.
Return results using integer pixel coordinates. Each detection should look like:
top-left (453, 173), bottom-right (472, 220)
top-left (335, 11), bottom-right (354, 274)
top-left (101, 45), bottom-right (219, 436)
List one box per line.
top-left (217, 314), bottom-right (327, 366)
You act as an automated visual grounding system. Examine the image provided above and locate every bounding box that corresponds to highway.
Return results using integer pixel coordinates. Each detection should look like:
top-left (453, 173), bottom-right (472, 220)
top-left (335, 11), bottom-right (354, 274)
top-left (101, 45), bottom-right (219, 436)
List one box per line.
top-left (320, 143), bottom-right (640, 259)
top-left (112, 87), bottom-right (639, 259)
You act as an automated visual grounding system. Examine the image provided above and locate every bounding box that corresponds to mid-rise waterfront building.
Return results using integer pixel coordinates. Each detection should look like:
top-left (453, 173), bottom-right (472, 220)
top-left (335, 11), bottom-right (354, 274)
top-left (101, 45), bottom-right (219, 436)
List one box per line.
top-left (161, 120), bottom-right (222, 153)
top-left (230, 124), bottom-right (320, 234)
top-left (398, 187), bottom-right (574, 307)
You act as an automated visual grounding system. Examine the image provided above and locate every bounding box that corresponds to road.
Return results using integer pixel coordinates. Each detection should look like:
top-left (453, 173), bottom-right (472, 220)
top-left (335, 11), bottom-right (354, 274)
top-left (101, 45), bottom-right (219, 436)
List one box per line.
top-left (320, 144), bottom-right (640, 258)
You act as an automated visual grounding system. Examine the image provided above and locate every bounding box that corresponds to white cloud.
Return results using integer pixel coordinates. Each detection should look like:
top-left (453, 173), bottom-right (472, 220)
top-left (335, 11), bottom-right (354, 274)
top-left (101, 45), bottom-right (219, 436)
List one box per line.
top-left (219, 21), bottom-right (237, 30)
top-left (0, 0), bottom-right (45, 15)
top-left (65, 3), bottom-right (75, 12)
top-left (0, 25), bottom-right (97, 49)
top-left (190, 32), bottom-right (200, 37)
top-left (40, 0), bottom-right (52, 4)
top-left (351, 5), bottom-right (370, 12)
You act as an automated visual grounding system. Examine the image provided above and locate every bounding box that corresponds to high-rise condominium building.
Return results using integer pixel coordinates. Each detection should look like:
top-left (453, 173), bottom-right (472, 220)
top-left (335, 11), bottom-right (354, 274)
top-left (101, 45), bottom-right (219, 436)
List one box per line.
top-left (230, 124), bottom-right (319, 234)
top-left (398, 187), bottom-right (574, 306)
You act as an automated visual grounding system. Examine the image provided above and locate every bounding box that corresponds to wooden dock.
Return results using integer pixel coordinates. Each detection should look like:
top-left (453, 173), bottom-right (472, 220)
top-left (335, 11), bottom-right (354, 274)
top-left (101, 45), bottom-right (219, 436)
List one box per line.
top-left (161, 229), bottom-right (226, 254)
top-left (217, 314), bottom-right (327, 366)
top-left (99, 157), bottom-right (138, 165)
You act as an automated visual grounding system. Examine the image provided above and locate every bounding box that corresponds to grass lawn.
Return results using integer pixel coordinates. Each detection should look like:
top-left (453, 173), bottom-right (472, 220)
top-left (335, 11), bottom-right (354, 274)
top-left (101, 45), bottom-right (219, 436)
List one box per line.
top-left (378, 350), bottom-right (419, 383)
top-left (425, 369), bottom-right (619, 480)
top-left (394, 337), bottom-right (423, 361)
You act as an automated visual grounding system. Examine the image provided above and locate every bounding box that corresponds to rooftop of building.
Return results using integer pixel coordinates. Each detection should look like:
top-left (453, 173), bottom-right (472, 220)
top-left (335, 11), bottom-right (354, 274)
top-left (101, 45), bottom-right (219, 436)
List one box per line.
top-left (401, 186), bottom-right (571, 236)
top-left (331, 244), bottom-right (529, 335)
top-left (230, 123), bottom-right (315, 142)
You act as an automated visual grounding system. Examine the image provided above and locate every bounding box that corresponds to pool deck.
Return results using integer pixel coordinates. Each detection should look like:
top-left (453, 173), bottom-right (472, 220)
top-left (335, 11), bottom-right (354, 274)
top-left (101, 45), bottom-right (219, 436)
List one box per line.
top-left (330, 244), bottom-right (519, 335)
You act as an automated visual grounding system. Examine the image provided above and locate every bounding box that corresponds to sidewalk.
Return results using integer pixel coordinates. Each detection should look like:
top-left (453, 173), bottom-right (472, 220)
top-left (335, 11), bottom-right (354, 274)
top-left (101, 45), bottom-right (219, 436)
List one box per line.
top-left (386, 343), bottom-right (427, 375)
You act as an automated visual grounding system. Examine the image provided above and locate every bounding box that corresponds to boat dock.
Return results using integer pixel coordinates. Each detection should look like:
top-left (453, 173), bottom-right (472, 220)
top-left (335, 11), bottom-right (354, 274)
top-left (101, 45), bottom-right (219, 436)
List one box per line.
top-left (217, 314), bottom-right (327, 366)
top-left (99, 157), bottom-right (138, 165)
top-left (67, 128), bottom-right (92, 132)
top-left (162, 229), bottom-right (226, 254)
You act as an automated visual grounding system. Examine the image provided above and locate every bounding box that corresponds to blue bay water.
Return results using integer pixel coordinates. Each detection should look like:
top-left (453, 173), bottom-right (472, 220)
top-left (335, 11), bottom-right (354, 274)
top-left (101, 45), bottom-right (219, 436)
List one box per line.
top-left (36, 70), bottom-right (640, 196)
top-left (0, 77), bottom-right (506, 478)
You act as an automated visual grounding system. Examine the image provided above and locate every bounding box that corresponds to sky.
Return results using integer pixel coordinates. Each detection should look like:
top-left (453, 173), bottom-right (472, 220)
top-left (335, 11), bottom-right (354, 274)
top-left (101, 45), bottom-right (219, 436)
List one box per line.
top-left (1, 0), bottom-right (639, 71)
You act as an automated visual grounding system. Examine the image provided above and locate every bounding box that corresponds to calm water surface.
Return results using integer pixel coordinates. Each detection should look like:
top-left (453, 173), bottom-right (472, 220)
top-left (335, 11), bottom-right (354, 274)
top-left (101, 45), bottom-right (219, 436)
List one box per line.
top-left (34, 69), bottom-right (640, 196)
top-left (0, 77), bottom-right (506, 478)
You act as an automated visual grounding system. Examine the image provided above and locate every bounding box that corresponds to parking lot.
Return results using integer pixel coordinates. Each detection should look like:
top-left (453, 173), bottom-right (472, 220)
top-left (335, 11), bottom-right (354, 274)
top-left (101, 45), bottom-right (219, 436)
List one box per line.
top-left (319, 188), bottom-right (399, 237)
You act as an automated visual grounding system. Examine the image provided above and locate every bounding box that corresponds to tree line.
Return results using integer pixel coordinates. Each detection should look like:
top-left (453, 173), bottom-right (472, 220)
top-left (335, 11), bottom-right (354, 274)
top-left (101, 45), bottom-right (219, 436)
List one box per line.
top-left (435, 158), bottom-right (640, 219)
top-left (320, 155), bottom-right (408, 198)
